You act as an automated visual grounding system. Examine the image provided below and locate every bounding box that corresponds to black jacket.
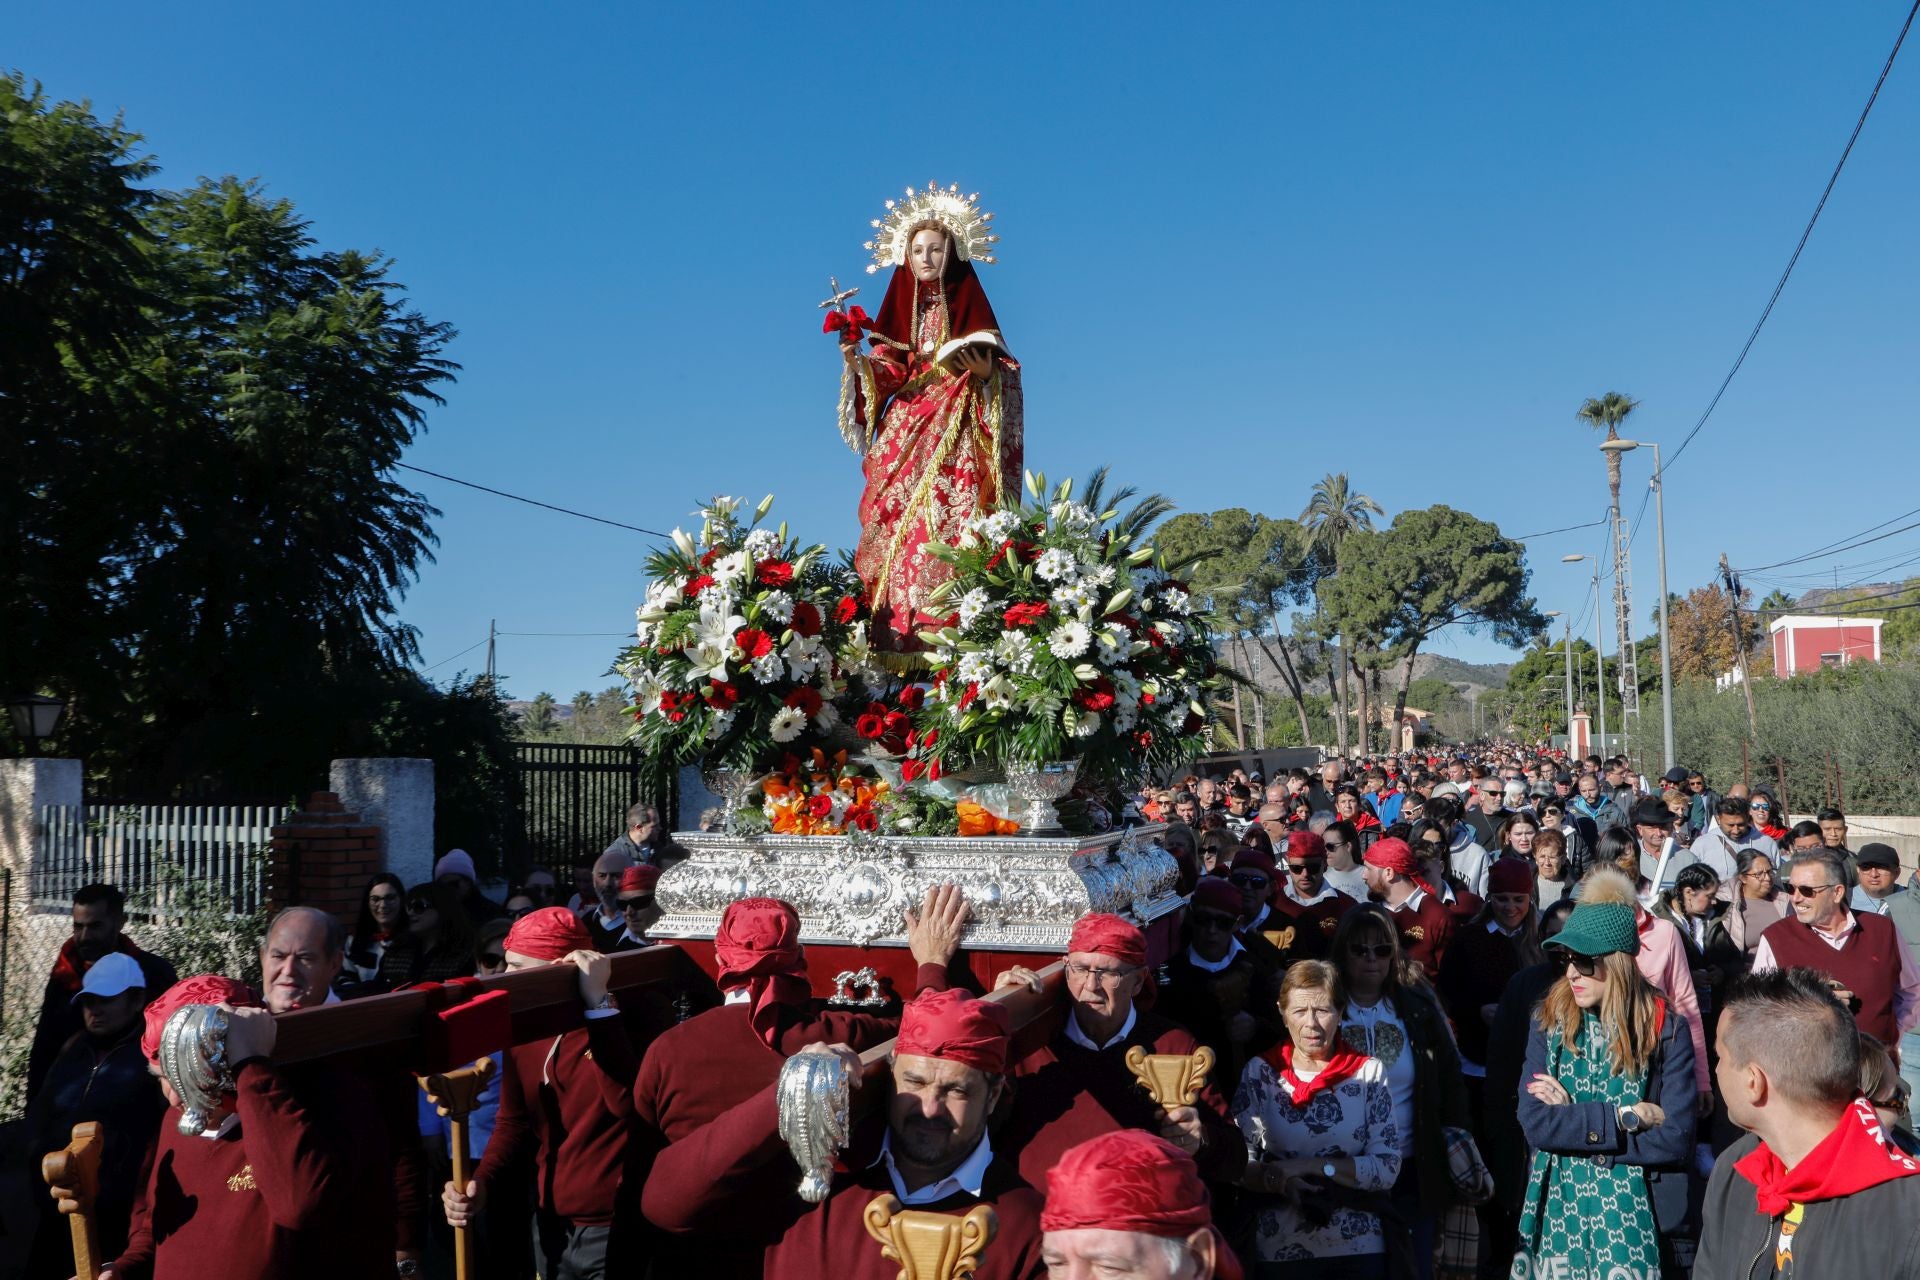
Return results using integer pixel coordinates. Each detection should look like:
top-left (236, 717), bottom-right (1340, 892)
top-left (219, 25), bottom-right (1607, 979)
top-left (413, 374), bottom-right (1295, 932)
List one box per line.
top-left (1694, 1130), bottom-right (1920, 1278)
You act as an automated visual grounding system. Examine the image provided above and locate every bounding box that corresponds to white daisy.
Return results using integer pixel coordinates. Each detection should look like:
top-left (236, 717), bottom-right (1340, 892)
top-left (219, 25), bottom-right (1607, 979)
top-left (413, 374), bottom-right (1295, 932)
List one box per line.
top-left (759, 590), bottom-right (795, 624)
top-left (1051, 582), bottom-right (1097, 612)
top-left (956, 587), bottom-right (993, 629)
top-left (1050, 501), bottom-right (1097, 533)
top-left (705, 710), bottom-right (736, 742)
top-left (768, 706), bottom-right (807, 743)
top-left (956, 650), bottom-right (996, 684)
top-left (1161, 587), bottom-right (1192, 616)
top-left (711, 551), bottom-right (749, 586)
top-left (1083, 563), bottom-right (1117, 588)
top-left (1035, 548), bottom-right (1078, 582)
top-left (744, 528), bottom-right (782, 559)
top-left (1048, 621), bottom-right (1092, 660)
top-left (994, 631), bottom-right (1037, 672)
top-left (750, 652), bottom-right (786, 684)
top-left (975, 510), bottom-right (1020, 542)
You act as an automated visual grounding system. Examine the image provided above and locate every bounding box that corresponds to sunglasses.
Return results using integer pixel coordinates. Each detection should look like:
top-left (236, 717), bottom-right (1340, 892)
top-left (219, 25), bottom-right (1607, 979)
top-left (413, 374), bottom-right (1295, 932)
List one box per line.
top-left (1229, 873), bottom-right (1271, 889)
top-left (1323, 839), bottom-right (1350, 852)
top-left (1551, 951), bottom-right (1602, 978)
top-left (1788, 883), bottom-right (1839, 899)
top-left (1191, 911), bottom-right (1238, 931)
top-left (621, 895), bottom-right (656, 910)
top-left (1286, 861), bottom-right (1326, 874)
top-left (406, 898), bottom-right (431, 913)
top-left (1347, 942), bottom-right (1395, 960)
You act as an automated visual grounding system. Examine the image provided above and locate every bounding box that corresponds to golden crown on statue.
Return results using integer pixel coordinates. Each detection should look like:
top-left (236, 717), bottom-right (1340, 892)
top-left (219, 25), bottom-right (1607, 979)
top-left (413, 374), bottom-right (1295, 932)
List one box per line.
top-left (864, 182), bottom-right (1000, 274)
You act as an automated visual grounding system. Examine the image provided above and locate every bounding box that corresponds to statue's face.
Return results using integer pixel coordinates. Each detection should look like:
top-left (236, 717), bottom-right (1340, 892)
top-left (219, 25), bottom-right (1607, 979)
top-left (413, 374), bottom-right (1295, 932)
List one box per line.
top-left (908, 227), bottom-right (948, 283)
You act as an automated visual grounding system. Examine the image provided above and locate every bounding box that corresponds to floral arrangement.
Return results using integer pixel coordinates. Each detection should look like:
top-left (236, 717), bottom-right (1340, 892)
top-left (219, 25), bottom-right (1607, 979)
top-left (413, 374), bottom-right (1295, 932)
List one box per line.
top-left (911, 472), bottom-right (1221, 785)
top-left (618, 496), bottom-right (869, 773)
top-left (757, 749), bottom-right (886, 835)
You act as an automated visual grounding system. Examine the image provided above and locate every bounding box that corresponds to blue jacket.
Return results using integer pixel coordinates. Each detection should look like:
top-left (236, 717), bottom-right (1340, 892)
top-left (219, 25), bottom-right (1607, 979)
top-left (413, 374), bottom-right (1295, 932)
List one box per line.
top-left (1517, 999), bottom-right (1699, 1232)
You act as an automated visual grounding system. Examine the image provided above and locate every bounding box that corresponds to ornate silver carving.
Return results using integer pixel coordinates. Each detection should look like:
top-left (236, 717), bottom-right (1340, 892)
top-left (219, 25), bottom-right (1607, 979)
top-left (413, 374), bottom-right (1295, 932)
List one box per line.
top-left (1004, 760), bottom-right (1079, 834)
top-left (829, 967), bottom-right (889, 1008)
top-left (703, 767), bottom-right (760, 836)
top-left (652, 824), bottom-right (1182, 951)
top-left (777, 1050), bottom-right (851, 1203)
top-left (159, 1004), bottom-right (235, 1136)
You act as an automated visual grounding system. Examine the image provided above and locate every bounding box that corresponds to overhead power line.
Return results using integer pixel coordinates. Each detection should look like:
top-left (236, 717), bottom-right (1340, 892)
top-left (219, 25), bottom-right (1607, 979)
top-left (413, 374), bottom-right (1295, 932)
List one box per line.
top-left (1663, 0), bottom-right (1920, 475)
top-left (1514, 514), bottom-right (1609, 541)
top-left (396, 462), bottom-right (671, 538)
top-left (1736, 514), bottom-right (1920, 574)
top-left (421, 636), bottom-right (488, 671)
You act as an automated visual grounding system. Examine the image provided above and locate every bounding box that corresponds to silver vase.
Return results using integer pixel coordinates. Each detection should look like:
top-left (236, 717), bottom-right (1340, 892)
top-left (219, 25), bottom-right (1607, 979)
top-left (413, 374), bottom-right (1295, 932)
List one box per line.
top-left (1005, 759), bottom-right (1080, 835)
top-left (702, 766), bottom-right (759, 836)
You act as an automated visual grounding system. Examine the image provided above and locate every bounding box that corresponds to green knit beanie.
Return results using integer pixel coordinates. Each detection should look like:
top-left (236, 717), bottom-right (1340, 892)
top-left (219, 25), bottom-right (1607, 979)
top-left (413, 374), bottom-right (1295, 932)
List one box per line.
top-left (1549, 901), bottom-right (1640, 957)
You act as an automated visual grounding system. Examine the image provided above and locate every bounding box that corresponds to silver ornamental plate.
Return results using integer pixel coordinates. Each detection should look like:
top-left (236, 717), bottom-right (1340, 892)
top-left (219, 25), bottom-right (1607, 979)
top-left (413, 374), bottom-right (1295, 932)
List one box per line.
top-left (650, 823), bottom-right (1181, 948)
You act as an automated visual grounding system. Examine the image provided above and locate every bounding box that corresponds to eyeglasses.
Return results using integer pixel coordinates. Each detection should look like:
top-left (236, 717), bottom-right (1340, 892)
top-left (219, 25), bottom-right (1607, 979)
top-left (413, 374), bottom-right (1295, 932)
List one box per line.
top-left (1788, 883), bottom-right (1839, 899)
top-left (1286, 861), bottom-right (1326, 874)
top-left (1551, 951), bottom-right (1602, 978)
top-left (368, 892), bottom-right (401, 905)
top-left (1229, 873), bottom-right (1271, 889)
top-left (1066, 961), bottom-right (1137, 985)
top-left (1347, 943), bottom-right (1394, 960)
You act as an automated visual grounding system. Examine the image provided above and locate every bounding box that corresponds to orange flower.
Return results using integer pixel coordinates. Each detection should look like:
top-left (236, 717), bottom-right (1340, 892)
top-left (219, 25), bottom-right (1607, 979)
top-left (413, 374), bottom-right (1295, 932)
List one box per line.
top-left (956, 801), bottom-right (1019, 837)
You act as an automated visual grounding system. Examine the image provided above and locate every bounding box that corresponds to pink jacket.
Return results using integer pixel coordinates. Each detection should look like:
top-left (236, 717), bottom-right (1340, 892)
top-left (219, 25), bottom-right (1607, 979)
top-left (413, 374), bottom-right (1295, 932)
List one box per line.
top-left (1634, 907), bottom-right (1711, 1091)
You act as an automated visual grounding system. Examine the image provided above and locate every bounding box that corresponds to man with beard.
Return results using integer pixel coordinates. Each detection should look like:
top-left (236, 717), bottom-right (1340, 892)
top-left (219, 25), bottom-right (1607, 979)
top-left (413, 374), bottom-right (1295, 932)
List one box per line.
top-left (26, 883), bottom-right (175, 1102)
top-left (643, 989), bottom-right (1045, 1278)
top-left (577, 849), bottom-right (633, 952)
top-left (1268, 830), bottom-right (1357, 960)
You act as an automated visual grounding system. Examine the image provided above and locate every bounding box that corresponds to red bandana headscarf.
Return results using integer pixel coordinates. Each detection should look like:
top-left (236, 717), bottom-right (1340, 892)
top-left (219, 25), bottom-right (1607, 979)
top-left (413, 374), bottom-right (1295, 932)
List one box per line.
top-left (895, 988), bottom-right (1012, 1074)
top-left (1286, 830), bottom-right (1327, 863)
top-left (504, 907), bottom-right (591, 962)
top-left (140, 974), bottom-right (258, 1065)
top-left (715, 897), bottom-right (811, 1048)
top-left (1734, 1096), bottom-right (1920, 1216)
top-left (1259, 1040), bottom-right (1372, 1108)
top-left (1363, 836), bottom-right (1434, 895)
top-left (1042, 1131), bottom-right (1242, 1280)
top-left (1190, 876), bottom-right (1242, 917)
top-left (618, 865), bottom-right (662, 897)
top-left (1068, 911), bottom-right (1155, 1007)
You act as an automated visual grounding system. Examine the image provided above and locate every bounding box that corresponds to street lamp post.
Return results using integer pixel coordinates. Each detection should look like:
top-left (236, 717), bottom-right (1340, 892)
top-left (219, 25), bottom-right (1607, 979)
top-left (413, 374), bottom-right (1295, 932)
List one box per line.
top-left (1562, 554), bottom-right (1604, 756)
top-left (1601, 439), bottom-right (1676, 774)
top-left (6, 693), bottom-right (67, 758)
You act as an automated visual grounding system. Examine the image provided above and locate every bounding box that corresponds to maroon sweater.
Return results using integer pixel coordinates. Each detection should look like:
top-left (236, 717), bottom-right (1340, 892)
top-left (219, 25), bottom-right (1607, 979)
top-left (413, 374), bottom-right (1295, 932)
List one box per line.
top-left (109, 1061), bottom-right (392, 1280)
top-left (643, 1081), bottom-right (1045, 1279)
top-left (1389, 891), bottom-right (1456, 980)
top-left (1269, 890), bottom-right (1357, 960)
top-left (1761, 910), bottom-right (1904, 1043)
top-left (473, 1012), bottom-right (637, 1223)
top-left (1001, 1009), bottom-right (1247, 1188)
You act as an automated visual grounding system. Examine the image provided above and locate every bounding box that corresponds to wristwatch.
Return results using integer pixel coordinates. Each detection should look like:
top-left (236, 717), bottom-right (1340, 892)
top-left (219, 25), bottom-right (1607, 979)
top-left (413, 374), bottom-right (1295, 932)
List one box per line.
top-left (1618, 1107), bottom-right (1645, 1134)
top-left (396, 1262), bottom-right (422, 1277)
top-left (1322, 1161), bottom-right (1337, 1180)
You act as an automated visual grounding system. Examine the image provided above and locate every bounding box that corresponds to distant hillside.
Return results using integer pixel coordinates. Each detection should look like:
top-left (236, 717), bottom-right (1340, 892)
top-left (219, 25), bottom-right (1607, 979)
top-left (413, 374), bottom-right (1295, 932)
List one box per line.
top-left (1410, 653), bottom-right (1512, 695)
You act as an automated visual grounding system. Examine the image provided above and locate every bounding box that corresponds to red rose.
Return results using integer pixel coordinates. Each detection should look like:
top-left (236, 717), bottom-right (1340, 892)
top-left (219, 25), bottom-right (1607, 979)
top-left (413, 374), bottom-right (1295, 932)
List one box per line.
top-left (783, 687), bottom-right (823, 717)
top-left (847, 805), bottom-right (878, 832)
top-left (881, 712), bottom-right (911, 751)
top-left (898, 686), bottom-right (925, 712)
top-left (959, 681), bottom-right (980, 710)
top-left (901, 759), bottom-right (924, 783)
top-left (855, 701), bottom-right (889, 740)
top-left (1074, 677), bottom-right (1116, 712)
top-left (734, 628), bottom-right (774, 660)
top-left (806, 794), bottom-right (833, 819)
top-left (705, 681), bottom-right (741, 709)
top-left (683, 574), bottom-right (715, 599)
top-left (834, 595), bottom-right (862, 624)
top-left (756, 560), bottom-right (794, 587)
top-left (790, 601), bottom-right (822, 638)
top-left (1003, 602), bottom-right (1049, 628)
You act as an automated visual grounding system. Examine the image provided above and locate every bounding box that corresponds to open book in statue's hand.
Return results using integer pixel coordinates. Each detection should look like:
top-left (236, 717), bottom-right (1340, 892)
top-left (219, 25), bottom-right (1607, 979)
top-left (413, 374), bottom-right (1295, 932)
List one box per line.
top-left (935, 330), bottom-right (1007, 371)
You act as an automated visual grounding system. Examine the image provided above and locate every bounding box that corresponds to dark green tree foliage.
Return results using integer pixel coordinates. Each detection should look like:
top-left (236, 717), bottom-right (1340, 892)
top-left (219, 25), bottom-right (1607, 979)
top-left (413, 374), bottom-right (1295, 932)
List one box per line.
top-left (1319, 506), bottom-right (1547, 741)
top-left (2, 77), bottom-right (500, 823)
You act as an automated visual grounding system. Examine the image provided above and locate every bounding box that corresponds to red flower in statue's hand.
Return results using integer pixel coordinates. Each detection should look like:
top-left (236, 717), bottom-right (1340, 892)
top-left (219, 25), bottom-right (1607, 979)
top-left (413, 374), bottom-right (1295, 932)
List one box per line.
top-left (835, 595), bottom-right (863, 624)
top-left (734, 628), bottom-right (774, 660)
top-left (706, 681), bottom-right (741, 710)
top-left (683, 574), bottom-right (716, 599)
top-left (784, 687), bottom-right (823, 718)
top-left (755, 561), bottom-right (794, 588)
top-left (790, 601), bottom-right (822, 638)
top-left (822, 306), bottom-right (870, 342)
top-left (1003, 602), bottom-right (1049, 628)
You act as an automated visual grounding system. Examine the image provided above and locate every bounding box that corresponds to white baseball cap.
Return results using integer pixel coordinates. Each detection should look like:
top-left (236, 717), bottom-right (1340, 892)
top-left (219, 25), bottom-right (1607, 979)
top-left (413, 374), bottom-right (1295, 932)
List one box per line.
top-left (71, 951), bottom-right (146, 1004)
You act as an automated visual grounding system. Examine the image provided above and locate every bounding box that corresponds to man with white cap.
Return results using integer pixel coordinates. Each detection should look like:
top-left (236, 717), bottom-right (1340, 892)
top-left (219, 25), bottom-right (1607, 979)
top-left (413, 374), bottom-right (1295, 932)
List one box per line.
top-left (23, 952), bottom-right (162, 1274)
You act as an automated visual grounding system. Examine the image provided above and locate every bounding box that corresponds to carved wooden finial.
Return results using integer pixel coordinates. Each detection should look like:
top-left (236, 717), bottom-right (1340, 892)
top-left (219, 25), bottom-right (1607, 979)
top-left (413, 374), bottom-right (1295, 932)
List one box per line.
top-left (864, 1193), bottom-right (998, 1280)
top-left (43, 1121), bottom-right (104, 1280)
top-left (1125, 1044), bottom-right (1215, 1109)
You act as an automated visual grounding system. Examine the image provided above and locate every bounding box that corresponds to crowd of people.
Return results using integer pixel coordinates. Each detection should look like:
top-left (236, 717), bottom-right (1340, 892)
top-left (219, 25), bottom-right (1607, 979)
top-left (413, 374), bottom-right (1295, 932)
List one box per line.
top-left (14, 765), bottom-right (1920, 1278)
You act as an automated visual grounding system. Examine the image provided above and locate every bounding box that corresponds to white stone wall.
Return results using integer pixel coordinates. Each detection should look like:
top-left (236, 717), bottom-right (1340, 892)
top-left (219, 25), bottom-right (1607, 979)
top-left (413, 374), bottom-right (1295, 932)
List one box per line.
top-left (1788, 813), bottom-right (1920, 875)
top-left (330, 757), bottom-right (435, 887)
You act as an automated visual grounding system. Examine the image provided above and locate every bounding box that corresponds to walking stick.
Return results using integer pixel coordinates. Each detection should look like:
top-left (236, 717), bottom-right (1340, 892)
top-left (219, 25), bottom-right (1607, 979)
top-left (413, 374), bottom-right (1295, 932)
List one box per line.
top-left (420, 1058), bottom-right (497, 1280)
top-left (42, 1121), bottom-right (104, 1280)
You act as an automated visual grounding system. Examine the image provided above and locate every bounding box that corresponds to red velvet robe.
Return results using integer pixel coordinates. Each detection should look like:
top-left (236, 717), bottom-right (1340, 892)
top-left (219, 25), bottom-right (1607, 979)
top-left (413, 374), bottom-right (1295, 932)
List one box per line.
top-left (108, 1061), bottom-right (392, 1280)
top-left (643, 1080), bottom-right (1045, 1279)
top-left (1001, 1008), bottom-right (1247, 1188)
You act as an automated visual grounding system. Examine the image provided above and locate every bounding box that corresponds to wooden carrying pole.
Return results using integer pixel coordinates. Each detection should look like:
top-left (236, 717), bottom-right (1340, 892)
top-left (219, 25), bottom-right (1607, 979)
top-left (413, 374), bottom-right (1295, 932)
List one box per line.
top-left (43, 1121), bottom-right (104, 1280)
top-left (420, 1058), bottom-right (497, 1280)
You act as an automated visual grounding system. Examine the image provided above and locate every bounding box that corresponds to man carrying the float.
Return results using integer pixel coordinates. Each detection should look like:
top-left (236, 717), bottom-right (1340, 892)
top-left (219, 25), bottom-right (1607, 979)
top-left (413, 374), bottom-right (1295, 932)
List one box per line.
top-left (994, 912), bottom-right (1245, 1187)
top-left (1040, 1130), bottom-right (1242, 1280)
top-left (629, 889), bottom-right (970, 1277)
top-left (644, 987), bottom-right (1046, 1278)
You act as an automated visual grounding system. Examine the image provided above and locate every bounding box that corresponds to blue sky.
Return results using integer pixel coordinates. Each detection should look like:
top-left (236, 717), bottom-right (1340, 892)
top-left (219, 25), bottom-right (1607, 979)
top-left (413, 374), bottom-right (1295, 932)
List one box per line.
top-left (16, 3), bottom-right (1919, 699)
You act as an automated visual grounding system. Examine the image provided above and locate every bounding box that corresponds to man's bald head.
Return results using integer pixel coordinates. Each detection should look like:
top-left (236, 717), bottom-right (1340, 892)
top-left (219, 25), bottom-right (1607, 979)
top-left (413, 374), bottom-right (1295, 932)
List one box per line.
top-left (592, 849), bottom-right (634, 908)
top-left (1257, 802), bottom-right (1287, 828)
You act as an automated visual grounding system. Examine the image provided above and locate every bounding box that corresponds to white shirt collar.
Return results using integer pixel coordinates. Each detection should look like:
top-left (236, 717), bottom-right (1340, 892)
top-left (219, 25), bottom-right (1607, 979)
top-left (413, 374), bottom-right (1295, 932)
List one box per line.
top-left (1063, 1004), bottom-right (1137, 1051)
top-left (724, 987), bottom-right (751, 1005)
top-left (874, 1130), bottom-right (994, 1205)
top-left (1397, 887), bottom-right (1429, 913)
top-left (1243, 903), bottom-right (1271, 933)
top-left (1186, 938), bottom-right (1245, 973)
top-left (1284, 880), bottom-right (1339, 907)
top-left (196, 1111), bottom-right (241, 1141)
top-left (619, 928), bottom-right (649, 946)
top-left (1486, 919), bottom-right (1519, 937)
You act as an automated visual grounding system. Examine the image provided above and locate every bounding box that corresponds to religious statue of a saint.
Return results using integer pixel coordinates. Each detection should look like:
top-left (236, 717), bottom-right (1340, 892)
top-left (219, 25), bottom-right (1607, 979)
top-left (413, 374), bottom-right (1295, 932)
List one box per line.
top-left (829, 184), bottom-right (1023, 661)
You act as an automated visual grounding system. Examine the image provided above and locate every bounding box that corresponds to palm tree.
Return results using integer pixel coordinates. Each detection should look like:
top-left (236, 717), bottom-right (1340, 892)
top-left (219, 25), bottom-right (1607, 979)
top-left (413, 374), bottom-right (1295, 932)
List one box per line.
top-left (1576, 391), bottom-right (1640, 514)
top-left (1300, 474), bottom-right (1383, 752)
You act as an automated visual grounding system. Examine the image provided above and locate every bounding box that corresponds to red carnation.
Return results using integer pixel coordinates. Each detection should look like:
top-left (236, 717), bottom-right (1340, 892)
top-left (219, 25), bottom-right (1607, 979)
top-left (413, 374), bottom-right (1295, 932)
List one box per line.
top-left (683, 574), bottom-right (716, 599)
top-left (834, 595), bottom-right (863, 624)
top-left (734, 628), bottom-right (774, 660)
top-left (790, 601), bottom-right (822, 638)
top-left (756, 561), bottom-right (794, 588)
top-left (705, 681), bottom-right (741, 710)
top-left (959, 681), bottom-right (980, 710)
top-left (806, 794), bottom-right (834, 819)
top-left (1074, 676), bottom-right (1116, 712)
top-left (783, 687), bottom-right (823, 717)
top-left (700, 547), bottom-right (721, 568)
top-left (1003, 602), bottom-right (1049, 628)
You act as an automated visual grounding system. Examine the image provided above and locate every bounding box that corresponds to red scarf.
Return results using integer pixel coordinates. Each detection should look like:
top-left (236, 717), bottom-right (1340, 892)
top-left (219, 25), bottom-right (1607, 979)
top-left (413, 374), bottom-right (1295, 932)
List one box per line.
top-left (1734, 1096), bottom-right (1920, 1216)
top-left (48, 935), bottom-right (143, 995)
top-left (1261, 1041), bottom-right (1370, 1108)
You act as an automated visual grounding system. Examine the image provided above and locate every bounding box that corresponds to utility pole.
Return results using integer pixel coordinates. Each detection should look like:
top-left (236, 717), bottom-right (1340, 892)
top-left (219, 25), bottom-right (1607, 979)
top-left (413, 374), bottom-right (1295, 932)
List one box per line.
top-left (485, 619), bottom-right (497, 686)
top-left (1720, 555), bottom-right (1759, 739)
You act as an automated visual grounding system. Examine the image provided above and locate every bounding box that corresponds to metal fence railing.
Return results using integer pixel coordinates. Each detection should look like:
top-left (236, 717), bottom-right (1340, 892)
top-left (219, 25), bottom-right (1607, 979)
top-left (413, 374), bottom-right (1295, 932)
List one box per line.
top-left (33, 803), bottom-right (285, 918)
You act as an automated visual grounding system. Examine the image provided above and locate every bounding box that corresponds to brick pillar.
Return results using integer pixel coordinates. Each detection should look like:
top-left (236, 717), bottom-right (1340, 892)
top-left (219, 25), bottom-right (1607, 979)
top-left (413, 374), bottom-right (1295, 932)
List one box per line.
top-left (268, 792), bottom-right (383, 926)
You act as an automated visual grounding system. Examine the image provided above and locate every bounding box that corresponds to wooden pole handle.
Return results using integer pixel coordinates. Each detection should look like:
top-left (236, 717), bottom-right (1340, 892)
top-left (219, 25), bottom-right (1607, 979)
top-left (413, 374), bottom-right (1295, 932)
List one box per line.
top-left (43, 1121), bottom-right (104, 1280)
